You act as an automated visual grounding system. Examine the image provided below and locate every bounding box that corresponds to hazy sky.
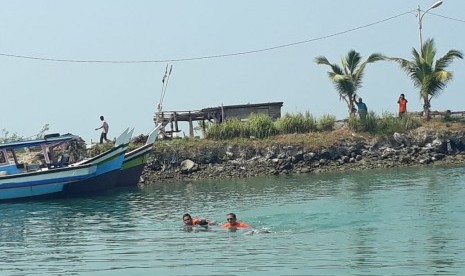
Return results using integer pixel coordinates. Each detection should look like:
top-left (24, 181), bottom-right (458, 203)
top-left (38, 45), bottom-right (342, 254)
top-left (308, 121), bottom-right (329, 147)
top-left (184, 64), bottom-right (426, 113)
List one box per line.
top-left (1, 0), bottom-right (464, 143)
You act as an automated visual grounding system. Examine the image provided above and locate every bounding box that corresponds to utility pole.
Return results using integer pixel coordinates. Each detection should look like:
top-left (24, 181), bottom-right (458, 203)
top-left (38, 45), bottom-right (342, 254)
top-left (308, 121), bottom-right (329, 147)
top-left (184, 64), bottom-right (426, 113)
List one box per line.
top-left (418, 1), bottom-right (443, 54)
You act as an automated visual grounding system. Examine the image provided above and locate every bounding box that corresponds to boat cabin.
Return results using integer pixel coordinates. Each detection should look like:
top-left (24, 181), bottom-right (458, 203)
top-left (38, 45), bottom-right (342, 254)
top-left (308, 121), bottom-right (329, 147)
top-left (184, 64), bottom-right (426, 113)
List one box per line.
top-left (0, 134), bottom-right (80, 175)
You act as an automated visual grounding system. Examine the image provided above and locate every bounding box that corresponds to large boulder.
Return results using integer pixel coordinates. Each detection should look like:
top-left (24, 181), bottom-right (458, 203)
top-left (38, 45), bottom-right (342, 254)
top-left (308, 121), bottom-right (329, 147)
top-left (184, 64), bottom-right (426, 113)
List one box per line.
top-left (180, 159), bottom-right (199, 174)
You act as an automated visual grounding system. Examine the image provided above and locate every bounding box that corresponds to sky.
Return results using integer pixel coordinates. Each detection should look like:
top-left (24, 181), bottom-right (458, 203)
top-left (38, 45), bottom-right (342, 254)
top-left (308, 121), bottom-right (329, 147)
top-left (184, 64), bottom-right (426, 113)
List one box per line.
top-left (1, 0), bottom-right (464, 143)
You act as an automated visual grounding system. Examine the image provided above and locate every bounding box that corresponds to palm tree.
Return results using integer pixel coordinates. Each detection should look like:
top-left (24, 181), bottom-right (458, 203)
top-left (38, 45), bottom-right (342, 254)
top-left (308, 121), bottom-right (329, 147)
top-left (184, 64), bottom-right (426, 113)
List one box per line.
top-left (389, 38), bottom-right (463, 120)
top-left (315, 50), bottom-right (384, 116)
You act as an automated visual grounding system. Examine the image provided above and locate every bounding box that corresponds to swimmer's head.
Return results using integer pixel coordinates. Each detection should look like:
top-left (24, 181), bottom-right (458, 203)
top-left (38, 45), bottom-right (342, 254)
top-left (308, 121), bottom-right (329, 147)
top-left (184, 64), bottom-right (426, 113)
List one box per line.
top-left (183, 213), bottom-right (193, 225)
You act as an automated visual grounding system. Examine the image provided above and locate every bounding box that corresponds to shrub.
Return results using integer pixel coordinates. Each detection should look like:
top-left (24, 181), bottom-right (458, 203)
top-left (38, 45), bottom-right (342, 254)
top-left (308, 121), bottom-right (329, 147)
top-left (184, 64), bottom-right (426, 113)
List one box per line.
top-left (317, 114), bottom-right (336, 131)
top-left (247, 113), bottom-right (277, 138)
top-left (205, 118), bottom-right (249, 140)
top-left (204, 114), bottom-right (278, 140)
top-left (361, 111), bottom-right (379, 133)
top-left (376, 112), bottom-right (421, 135)
top-left (348, 115), bottom-right (362, 132)
top-left (275, 112), bottom-right (316, 134)
top-left (349, 112), bottom-right (421, 135)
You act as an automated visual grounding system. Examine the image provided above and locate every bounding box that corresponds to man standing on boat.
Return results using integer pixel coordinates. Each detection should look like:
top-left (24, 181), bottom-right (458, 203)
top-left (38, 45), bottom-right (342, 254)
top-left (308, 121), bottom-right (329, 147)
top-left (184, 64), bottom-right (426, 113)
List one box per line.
top-left (95, 115), bottom-right (110, 144)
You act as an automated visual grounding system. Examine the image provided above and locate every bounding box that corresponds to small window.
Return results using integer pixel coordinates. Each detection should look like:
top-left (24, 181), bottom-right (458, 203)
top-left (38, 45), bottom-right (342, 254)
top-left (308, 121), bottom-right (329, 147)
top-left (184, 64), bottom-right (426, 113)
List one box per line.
top-left (0, 151), bottom-right (6, 164)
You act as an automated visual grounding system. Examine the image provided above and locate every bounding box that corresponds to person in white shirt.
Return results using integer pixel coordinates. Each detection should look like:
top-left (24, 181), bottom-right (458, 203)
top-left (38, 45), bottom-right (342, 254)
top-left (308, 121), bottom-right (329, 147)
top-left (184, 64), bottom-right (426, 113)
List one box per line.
top-left (95, 115), bottom-right (110, 144)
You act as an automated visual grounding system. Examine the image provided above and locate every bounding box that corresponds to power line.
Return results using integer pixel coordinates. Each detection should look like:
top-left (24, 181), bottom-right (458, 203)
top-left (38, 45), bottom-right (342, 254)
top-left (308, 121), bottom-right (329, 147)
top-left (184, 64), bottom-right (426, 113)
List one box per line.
top-left (1, 9), bottom-right (460, 64)
top-left (429, 12), bottom-right (465, 23)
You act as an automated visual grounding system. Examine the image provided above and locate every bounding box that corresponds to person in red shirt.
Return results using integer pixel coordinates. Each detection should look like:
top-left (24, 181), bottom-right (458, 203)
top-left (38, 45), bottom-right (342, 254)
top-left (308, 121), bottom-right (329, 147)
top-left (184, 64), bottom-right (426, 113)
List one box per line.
top-left (220, 213), bottom-right (250, 229)
top-left (397, 93), bottom-right (408, 117)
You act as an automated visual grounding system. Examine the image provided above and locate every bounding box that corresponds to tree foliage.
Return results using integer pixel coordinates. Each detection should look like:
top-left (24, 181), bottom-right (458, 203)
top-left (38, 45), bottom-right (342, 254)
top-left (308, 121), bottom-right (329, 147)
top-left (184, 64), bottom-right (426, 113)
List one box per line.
top-left (315, 50), bottom-right (384, 116)
top-left (388, 38), bottom-right (463, 120)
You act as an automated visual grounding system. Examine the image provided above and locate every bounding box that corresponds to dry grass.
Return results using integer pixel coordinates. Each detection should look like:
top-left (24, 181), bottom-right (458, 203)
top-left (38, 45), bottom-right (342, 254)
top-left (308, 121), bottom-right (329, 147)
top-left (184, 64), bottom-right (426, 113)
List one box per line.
top-left (420, 120), bottom-right (465, 131)
top-left (154, 128), bottom-right (364, 152)
top-left (262, 128), bottom-right (361, 150)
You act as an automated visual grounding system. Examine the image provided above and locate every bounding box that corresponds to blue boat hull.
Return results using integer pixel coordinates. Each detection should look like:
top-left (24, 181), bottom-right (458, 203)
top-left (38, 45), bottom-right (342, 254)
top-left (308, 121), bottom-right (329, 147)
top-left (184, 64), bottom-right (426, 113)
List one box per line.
top-left (116, 163), bottom-right (145, 187)
top-left (0, 169), bottom-right (121, 202)
top-left (62, 169), bottom-right (121, 195)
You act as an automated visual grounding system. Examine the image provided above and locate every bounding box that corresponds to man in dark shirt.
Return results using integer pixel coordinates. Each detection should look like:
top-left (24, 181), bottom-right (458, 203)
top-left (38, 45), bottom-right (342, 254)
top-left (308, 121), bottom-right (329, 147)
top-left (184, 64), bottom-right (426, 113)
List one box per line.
top-left (355, 98), bottom-right (368, 120)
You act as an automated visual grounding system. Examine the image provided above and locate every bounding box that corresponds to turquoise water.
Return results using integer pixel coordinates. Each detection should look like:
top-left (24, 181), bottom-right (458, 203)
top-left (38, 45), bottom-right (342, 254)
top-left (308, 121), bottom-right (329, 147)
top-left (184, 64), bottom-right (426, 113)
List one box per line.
top-left (1, 165), bottom-right (465, 275)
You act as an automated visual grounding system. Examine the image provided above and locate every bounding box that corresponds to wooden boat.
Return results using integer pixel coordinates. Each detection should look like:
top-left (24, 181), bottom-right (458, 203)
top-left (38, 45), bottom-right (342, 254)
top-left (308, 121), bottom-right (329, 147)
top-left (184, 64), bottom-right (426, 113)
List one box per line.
top-left (116, 124), bottom-right (162, 187)
top-left (0, 129), bottom-right (131, 201)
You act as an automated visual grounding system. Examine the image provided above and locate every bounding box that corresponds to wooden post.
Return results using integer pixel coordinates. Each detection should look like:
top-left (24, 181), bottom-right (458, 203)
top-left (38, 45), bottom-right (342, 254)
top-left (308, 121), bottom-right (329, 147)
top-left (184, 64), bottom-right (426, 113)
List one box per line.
top-left (221, 104), bottom-right (224, 123)
top-left (170, 113), bottom-right (174, 136)
top-left (189, 113), bottom-right (194, 138)
top-left (174, 112), bottom-right (179, 132)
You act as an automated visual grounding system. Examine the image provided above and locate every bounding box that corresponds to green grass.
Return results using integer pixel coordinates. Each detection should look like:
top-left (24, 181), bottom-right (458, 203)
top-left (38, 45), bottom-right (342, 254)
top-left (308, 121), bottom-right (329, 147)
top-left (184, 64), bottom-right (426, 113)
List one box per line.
top-left (349, 112), bottom-right (421, 135)
top-left (275, 112), bottom-right (317, 134)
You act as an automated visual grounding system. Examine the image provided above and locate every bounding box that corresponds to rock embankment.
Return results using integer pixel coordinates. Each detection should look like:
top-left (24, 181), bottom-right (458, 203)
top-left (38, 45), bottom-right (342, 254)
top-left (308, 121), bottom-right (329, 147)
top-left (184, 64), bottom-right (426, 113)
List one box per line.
top-left (141, 127), bottom-right (465, 183)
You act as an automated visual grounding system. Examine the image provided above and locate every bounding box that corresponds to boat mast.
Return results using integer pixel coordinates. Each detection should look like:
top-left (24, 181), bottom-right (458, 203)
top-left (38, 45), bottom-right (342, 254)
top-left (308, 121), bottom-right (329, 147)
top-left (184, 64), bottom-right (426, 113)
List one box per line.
top-left (157, 64), bottom-right (173, 115)
top-left (156, 64), bottom-right (173, 136)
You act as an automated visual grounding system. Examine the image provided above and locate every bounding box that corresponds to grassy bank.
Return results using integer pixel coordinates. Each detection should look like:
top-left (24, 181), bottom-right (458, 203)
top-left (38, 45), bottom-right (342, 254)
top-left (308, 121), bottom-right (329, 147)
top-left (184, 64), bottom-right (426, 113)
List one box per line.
top-left (86, 114), bottom-right (465, 157)
top-left (153, 119), bottom-right (465, 153)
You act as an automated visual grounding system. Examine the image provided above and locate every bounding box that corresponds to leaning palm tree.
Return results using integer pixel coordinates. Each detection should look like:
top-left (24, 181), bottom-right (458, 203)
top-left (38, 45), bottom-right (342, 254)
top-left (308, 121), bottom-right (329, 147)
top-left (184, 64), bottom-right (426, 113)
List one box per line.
top-left (315, 50), bottom-right (384, 116)
top-left (389, 38), bottom-right (463, 120)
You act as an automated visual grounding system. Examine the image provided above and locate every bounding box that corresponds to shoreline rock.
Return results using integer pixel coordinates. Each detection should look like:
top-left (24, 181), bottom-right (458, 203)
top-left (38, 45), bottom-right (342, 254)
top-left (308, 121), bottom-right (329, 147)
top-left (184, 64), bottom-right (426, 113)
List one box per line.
top-left (141, 127), bottom-right (465, 183)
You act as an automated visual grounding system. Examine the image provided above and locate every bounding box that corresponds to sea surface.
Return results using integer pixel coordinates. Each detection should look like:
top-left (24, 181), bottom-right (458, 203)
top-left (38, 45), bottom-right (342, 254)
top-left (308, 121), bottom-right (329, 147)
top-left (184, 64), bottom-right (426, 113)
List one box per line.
top-left (1, 165), bottom-right (465, 275)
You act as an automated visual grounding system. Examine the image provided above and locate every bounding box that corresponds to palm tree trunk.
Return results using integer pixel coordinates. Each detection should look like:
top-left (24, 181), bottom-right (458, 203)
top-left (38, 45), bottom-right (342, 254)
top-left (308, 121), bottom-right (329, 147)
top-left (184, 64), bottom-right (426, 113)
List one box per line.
top-left (345, 97), bottom-right (357, 117)
top-left (423, 98), bottom-right (431, 120)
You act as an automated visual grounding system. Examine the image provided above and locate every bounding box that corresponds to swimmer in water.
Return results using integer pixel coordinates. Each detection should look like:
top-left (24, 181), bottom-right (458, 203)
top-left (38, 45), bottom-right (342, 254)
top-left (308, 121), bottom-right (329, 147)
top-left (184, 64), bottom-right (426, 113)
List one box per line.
top-left (182, 213), bottom-right (214, 227)
top-left (220, 213), bottom-right (250, 229)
